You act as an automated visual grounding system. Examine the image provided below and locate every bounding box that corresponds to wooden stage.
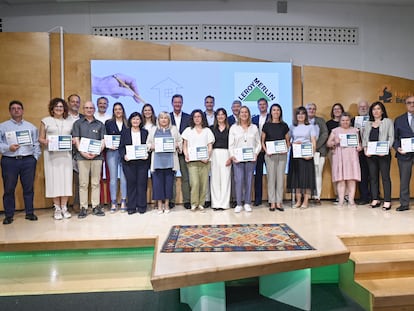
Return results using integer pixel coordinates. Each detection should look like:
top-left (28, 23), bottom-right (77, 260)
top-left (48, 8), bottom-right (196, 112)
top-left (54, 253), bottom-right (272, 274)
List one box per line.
top-left (1, 200), bottom-right (413, 309)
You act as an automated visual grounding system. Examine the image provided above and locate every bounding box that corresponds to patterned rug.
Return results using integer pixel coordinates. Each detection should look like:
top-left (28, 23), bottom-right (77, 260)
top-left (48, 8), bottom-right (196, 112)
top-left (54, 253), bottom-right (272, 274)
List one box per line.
top-left (161, 223), bottom-right (314, 253)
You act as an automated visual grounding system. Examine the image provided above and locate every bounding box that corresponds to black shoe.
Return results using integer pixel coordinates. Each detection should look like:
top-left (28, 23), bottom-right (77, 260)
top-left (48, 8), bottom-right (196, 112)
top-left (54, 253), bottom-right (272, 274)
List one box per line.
top-left (204, 201), bottom-right (211, 208)
top-left (213, 208), bottom-right (224, 211)
top-left (396, 205), bottom-right (409, 211)
top-left (370, 201), bottom-right (381, 208)
top-left (169, 202), bottom-right (175, 209)
top-left (3, 217), bottom-right (13, 225)
top-left (357, 199), bottom-right (370, 205)
top-left (25, 214), bottom-right (38, 221)
top-left (231, 201), bottom-right (237, 208)
top-left (78, 207), bottom-right (87, 218)
top-left (254, 201), bottom-right (261, 207)
top-left (93, 206), bottom-right (105, 216)
top-left (184, 202), bottom-right (191, 209)
top-left (128, 209), bottom-right (137, 215)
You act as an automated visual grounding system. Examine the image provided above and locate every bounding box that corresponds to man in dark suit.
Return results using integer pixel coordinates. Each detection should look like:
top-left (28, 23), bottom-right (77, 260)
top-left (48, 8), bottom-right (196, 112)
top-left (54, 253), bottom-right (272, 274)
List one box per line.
top-left (169, 94), bottom-right (191, 209)
top-left (252, 98), bottom-right (269, 206)
top-left (393, 95), bottom-right (414, 211)
top-left (228, 100), bottom-right (241, 126)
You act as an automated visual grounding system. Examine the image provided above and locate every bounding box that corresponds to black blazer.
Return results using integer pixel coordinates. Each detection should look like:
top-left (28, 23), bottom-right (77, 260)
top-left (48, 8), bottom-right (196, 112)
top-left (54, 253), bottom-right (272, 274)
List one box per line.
top-left (105, 119), bottom-right (127, 136)
top-left (119, 127), bottom-right (149, 164)
top-left (170, 111), bottom-right (191, 134)
top-left (393, 113), bottom-right (414, 160)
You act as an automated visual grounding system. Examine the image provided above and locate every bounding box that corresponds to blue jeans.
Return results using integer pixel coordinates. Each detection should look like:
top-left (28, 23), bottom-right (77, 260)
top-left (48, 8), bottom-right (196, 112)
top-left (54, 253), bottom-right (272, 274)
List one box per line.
top-left (233, 161), bottom-right (256, 206)
top-left (106, 149), bottom-right (127, 203)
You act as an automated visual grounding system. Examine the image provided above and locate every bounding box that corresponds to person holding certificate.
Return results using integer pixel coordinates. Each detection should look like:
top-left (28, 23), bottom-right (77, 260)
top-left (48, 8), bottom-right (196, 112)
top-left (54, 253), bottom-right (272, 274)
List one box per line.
top-left (119, 112), bottom-right (150, 214)
top-left (147, 112), bottom-right (182, 214)
top-left (362, 101), bottom-right (394, 210)
top-left (105, 102), bottom-right (128, 213)
top-left (393, 96), bottom-right (414, 211)
top-left (229, 106), bottom-right (261, 213)
top-left (326, 112), bottom-right (361, 208)
top-left (0, 100), bottom-right (41, 225)
top-left (182, 109), bottom-right (215, 211)
top-left (287, 106), bottom-right (317, 209)
top-left (72, 101), bottom-right (106, 218)
top-left (39, 98), bottom-right (74, 220)
top-left (261, 103), bottom-right (290, 212)
top-left (210, 108), bottom-right (232, 210)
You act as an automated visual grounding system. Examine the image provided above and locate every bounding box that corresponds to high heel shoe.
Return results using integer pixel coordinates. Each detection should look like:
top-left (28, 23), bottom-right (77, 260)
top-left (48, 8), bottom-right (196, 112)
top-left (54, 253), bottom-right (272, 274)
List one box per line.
top-left (382, 203), bottom-right (392, 211)
top-left (370, 201), bottom-right (381, 208)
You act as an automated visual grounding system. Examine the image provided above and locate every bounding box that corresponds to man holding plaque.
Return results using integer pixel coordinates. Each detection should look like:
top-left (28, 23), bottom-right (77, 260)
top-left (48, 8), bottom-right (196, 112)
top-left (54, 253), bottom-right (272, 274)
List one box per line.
top-left (72, 101), bottom-right (106, 218)
top-left (393, 96), bottom-right (414, 211)
top-left (0, 100), bottom-right (41, 225)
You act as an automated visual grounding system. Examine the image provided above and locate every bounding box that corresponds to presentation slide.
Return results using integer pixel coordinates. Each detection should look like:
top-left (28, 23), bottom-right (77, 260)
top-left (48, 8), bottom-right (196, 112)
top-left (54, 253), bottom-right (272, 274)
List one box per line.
top-left (91, 60), bottom-right (293, 124)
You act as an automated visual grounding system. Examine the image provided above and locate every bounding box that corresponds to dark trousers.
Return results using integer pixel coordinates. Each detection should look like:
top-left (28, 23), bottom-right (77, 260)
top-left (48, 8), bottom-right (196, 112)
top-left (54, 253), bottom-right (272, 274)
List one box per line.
top-left (366, 154), bottom-right (391, 202)
top-left (397, 157), bottom-right (414, 206)
top-left (1, 156), bottom-right (36, 218)
top-left (123, 160), bottom-right (149, 213)
top-left (152, 169), bottom-right (174, 200)
top-left (358, 151), bottom-right (372, 201)
top-left (254, 151), bottom-right (265, 204)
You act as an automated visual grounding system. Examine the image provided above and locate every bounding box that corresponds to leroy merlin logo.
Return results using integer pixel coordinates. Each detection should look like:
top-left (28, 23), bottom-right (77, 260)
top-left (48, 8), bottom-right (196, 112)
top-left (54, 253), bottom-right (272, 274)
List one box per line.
top-left (238, 78), bottom-right (276, 102)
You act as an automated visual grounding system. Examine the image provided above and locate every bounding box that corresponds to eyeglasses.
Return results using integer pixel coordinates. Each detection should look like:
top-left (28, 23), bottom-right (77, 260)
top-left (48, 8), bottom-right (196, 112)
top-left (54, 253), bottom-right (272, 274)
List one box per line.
top-left (406, 101), bottom-right (414, 105)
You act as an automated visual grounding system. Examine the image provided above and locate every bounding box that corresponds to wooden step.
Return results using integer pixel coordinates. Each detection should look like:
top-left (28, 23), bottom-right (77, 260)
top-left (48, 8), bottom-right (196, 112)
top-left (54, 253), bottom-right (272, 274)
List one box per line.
top-left (340, 234), bottom-right (414, 252)
top-left (351, 249), bottom-right (414, 279)
top-left (356, 277), bottom-right (414, 310)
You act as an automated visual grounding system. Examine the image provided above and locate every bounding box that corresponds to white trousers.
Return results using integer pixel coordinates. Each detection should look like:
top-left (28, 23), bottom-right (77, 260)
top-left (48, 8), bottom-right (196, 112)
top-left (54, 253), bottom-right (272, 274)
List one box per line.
top-left (210, 149), bottom-right (231, 209)
top-left (314, 154), bottom-right (326, 199)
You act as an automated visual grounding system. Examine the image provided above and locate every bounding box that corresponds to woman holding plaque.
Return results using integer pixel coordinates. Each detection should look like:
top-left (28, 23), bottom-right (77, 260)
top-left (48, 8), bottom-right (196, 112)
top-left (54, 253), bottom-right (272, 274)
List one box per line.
top-left (147, 112), bottom-right (182, 214)
top-left (39, 98), bottom-right (73, 220)
top-left (229, 106), bottom-right (261, 213)
top-left (287, 106), bottom-right (317, 209)
top-left (261, 103), bottom-right (290, 212)
top-left (210, 108), bottom-right (232, 210)
top-left (119, 112), bottom-right (150, 214)
top-left (105, 102), bottom-right (128, 213)
top-left (362, 101), bottom-right (394, 210)
top-left (182, 109), bottom-right (215, 211)
top-left (326, 112), bottom-right (361, 208)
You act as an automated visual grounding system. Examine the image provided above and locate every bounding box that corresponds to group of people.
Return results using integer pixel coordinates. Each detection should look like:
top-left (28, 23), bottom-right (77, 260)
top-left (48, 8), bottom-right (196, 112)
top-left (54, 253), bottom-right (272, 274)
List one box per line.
top-left (2, 94), bottom-right (414, 225)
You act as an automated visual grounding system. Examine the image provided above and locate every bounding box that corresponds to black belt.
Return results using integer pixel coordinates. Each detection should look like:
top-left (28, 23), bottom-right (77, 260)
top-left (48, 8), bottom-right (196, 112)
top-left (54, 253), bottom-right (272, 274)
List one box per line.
top-left (3, 155), bottom-right (33, 160)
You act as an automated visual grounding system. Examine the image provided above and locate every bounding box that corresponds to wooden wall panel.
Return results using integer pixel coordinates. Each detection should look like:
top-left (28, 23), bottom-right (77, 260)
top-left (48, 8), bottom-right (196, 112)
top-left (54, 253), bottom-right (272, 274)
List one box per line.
top-left (50, 34), bottom-right (171, 101)
top-left (303, 66), bottom-right (414, 199)
top-left (0, 32), bottom-right (51, 211)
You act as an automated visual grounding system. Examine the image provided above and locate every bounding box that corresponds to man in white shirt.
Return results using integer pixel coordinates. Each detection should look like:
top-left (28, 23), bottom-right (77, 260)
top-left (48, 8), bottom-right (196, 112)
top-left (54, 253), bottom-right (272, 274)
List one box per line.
top-left (204, 95), bottom-right (215, 127)
top-left (94, 96), bottom-right (112, 124)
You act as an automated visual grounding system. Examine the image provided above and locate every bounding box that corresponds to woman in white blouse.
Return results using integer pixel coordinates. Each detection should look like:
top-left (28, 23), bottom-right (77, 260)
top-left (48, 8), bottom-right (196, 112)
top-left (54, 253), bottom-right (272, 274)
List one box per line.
top-left (182, 109), bottom-right (215, 211)
top-left (228, 106), bottom-right (261, 213)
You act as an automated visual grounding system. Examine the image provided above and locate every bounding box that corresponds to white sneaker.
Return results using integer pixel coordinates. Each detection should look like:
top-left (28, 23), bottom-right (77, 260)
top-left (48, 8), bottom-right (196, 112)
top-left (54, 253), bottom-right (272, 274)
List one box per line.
top-left (191, 205), bottom-right (197, 211)
top-left (234, 205), bottom-right (243, 213)
top-left (54, 206), bottom-right (63, 220)
top-left (198, 205), bottom-right (204, 211)
top-left (61, 205), bottom-right (72, 219)
top-left (244, 204), bottom-right (252, 212)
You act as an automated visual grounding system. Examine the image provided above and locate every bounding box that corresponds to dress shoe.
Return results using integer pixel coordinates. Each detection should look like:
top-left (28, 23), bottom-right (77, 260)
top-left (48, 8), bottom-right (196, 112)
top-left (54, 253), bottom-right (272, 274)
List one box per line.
top-left (204, 201), bottom-right (211, 208)
top-left (396, 205), bottom-right (409, 211)
top-left (168, 202), bottom-right (175, 209)
top-left (128, 209), bottom-right (137, 215)
top-left (184, 202), bottom-right (191, 209)
top-left (254, 201), bottom-right (261, 207)
top-left (231, 201), bottom-right (237, 208)
top-left (357, 199), bottom-right (370, 205)
top-left (3, 217), bottom-right (13, 225)
top-left (25, 214), bottom-right (38, 221)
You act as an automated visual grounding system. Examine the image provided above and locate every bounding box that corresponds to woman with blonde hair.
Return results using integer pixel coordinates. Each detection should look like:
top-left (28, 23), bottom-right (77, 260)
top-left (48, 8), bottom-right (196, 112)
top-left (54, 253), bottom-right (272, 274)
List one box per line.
top-left (147, 112), bottom-right (182, 214)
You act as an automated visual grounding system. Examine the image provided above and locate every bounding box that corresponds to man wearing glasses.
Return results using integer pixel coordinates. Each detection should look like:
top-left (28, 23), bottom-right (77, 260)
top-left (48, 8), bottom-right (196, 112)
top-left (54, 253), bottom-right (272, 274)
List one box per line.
top-left (393, 95), bottom-right (414, 211)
